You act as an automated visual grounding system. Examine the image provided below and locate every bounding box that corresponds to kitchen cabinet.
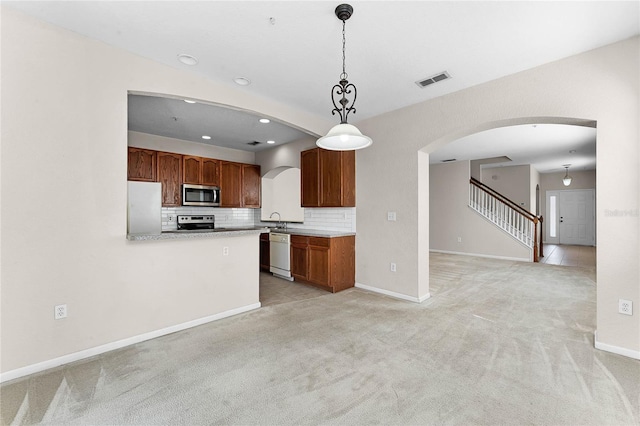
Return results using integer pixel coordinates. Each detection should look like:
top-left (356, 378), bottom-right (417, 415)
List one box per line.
top-left (290, 235), bottom-right (309, 281)
top-left (220, 161), bottom-right (242, 207)
top-left (242, 164), bottom-right (261, 208)
top-left (127, 147), bottom-right (157, 182)
top-left (260, 232), bottom-right (270, 271)
top-left (183, 155), bottom-right (220, 186)
top-left (300, 148), bottom-right (355, 207)
top-left (221, 161), bottom-right (261, 208)
top-left (290, 234), bottom-right (355, 293)
top-left (157, 151), bottom-right (182, 207)
top-left (202, 158), bottom-right (221, 186)
top-left (301, 149), bottom-right (320, 207)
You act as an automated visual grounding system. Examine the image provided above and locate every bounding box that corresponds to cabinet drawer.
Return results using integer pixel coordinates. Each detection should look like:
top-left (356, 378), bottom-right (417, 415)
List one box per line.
top-left (308, 237), bottom-right (330, 248)
top-left (291, 235), bottom-right (308, 245)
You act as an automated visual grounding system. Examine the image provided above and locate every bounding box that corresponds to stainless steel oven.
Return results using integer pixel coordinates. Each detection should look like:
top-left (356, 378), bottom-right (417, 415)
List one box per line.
top-left (182, 184), bottom-right (220, 207)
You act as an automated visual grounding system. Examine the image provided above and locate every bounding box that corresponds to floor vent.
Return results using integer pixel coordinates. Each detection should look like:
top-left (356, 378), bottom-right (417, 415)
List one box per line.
top-left (416, 71), bottom-right (451, 88)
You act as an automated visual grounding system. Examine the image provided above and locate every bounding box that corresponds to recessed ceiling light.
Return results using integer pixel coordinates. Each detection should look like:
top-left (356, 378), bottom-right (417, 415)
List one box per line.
top-left (234, 77), bottom-right (251, 86)
top-left (202, 135), bottom-right (211, 140)
top-left (267, 140), bottom-right (275, 144)
top-left (259, 118), bottom-right (270, 124)
top-left (177, 54), bottom-right (198, 66)
top-left (184, 99), bottom-right (196, 104)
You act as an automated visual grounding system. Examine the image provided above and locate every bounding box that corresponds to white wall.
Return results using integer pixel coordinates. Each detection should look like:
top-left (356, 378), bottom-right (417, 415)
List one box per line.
top-left (255, 135), bottom-right (317, 173)
top-left (481, 165), bottom-right (532, 211)
top-left (128, 131), bottom-right (256, 164)
top-left (530, 167), bottom-right (541, 216)
top-left (0, 7), bottom-right (332, 376)
top-left (430, 161), bottom-right (531, 261)
top-left (355, 37), bottom-right (639, 356)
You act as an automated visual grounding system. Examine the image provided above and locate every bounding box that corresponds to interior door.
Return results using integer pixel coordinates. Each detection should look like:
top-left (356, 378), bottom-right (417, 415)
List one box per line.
top-left (559, 189), bottom-right (595, 246)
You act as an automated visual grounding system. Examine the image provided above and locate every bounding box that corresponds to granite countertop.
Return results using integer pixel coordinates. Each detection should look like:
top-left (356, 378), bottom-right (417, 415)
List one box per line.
top-left (127, 227), bottom-right (269, 241)
top-left (127, 227), bottom-right (355, 241)
top-left (268, 228), bottom-right (356, 238)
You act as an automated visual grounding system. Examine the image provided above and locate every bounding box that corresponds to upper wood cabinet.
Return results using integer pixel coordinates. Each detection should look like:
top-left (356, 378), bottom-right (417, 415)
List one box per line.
top-left (157, 152), bottom-right (182, 207)
top-left (242, 164), bottom-right (261, 208)
top-left (127, 148), bottom-right (257, 208)
top-left (183, 156), bottom-right (220, 186)
top-left (127, 147), bottom-right (157, 182)
top-left (220, 161), bottom-right (242, 207)
top-left (202, 158), bottom-right (221, 186)
top-left (301, 148), bottom-right (320, 207)
top-left (300, 148), bottom-right (355, 207)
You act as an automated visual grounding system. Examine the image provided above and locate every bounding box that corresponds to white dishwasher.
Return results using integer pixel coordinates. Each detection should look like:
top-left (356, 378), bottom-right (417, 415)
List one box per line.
top-left (269, 232), bottom-right (293, 281)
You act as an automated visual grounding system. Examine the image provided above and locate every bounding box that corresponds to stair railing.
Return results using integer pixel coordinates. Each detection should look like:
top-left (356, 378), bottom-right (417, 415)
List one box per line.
top-left (469, 177), bottom-right (543, 262)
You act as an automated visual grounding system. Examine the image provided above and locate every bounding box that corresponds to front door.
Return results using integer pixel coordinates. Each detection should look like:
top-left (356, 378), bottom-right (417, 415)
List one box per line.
top-left (546, 189), bottom-right (595, 246)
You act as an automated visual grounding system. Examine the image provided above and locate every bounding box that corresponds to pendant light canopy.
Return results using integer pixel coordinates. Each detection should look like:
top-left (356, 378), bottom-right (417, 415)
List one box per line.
top-left (317, 4), bottom-right (372, 151)
top-left (562, 165), bottom-right (572, 186)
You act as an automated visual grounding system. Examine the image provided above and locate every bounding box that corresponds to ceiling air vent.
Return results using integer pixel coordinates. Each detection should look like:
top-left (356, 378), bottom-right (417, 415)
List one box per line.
top-left (416, 71), bottom-right (451, 88)
top-left (247, 141), bottom-right (261, 146)
top-left (441, 158), bottom-right (456, 163)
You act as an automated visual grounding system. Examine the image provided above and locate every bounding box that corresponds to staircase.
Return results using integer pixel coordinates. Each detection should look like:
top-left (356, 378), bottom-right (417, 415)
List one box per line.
top-left (468, 177), bottom-right (543, 262)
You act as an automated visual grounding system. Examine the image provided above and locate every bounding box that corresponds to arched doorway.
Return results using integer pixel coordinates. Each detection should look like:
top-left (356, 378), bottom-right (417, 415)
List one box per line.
top-left (419, 116), bottom-right (597, 293)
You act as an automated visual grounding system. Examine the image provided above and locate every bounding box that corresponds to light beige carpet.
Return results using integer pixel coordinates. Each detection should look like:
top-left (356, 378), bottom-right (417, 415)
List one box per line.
top-left (1, 253), bottom-right (638, 425)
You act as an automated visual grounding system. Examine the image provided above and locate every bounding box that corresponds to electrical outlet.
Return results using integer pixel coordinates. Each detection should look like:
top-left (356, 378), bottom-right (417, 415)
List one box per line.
top-left (387, 212), bottom-right (397, 221)
top-left (168, 215), bottom-right (175, 222)
top-left (457, 237), bottom-right (462, 243)
top-left (223, 246), bottom-right (229, 256)
top-left (54, 304), bottom-right (67, 320)
top-left (619, 299), bottom-right (633, 316)
top-left (390, 262), bottom-right (397, 272)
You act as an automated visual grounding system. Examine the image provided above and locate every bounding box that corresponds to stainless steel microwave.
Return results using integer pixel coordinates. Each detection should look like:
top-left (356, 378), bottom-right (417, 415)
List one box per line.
top-left (182, 184), bottom-right (220, 207)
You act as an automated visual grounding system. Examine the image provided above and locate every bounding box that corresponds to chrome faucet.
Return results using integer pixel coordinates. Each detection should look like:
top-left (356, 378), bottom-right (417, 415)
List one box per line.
top-left (269, 211), bottom-right (283, 229)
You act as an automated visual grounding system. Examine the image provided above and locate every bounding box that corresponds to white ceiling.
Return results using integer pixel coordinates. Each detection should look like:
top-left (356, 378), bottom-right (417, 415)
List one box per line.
top-left (7, 1), bottom-right (638, 166)
top-left (128, 95), bottom-right (311, 152)
top-left (429, 123), bottom-right (597, 173)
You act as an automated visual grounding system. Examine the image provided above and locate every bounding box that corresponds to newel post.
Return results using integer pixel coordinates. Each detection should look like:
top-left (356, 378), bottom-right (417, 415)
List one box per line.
top-left (533, 217), bottom-right (539, 262)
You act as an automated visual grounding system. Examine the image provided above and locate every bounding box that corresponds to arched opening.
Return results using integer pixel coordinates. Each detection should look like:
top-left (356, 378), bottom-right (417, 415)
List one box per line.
top-left (418, 116), bottom-right (597, 296)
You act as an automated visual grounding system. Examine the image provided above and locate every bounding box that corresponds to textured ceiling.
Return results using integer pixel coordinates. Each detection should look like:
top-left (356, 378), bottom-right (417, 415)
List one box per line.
top-left (8, 1), bottom-right (638, 166)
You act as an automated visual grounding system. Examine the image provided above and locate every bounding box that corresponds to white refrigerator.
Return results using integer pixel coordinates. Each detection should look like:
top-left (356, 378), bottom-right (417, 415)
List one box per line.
top-left (127, 181), bottom-right (162, 235)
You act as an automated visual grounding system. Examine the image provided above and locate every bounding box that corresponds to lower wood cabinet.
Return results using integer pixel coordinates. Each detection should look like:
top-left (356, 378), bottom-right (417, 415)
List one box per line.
top-left (260, 232), bottom-right (270, 272)
top-left (290, 234), bottom-right (355, 293)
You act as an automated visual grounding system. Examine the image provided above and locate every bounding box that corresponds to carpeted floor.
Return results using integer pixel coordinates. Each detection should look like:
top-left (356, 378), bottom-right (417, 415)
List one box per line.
top-left (1, 253), bottom-right (638, 425)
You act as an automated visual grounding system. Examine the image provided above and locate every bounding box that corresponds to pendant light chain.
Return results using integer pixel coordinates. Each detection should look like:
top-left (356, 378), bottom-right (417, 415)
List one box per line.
top-left (341, 19), bottom-right (348, 80)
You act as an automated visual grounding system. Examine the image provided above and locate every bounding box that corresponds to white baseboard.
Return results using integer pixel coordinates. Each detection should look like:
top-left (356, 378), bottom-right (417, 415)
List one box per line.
top-left (0, 302), bottom-right (261, 384)
top-left (594, 330), bottom-right (640, 360)
top-left (430, 249), bottom-right (530, 263)
top-left (355, 282), bottom-right (430, 304)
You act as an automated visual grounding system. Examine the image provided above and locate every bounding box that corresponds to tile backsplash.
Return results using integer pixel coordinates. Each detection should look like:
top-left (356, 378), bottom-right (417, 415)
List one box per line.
top-left (162, 207), bottom-right (255, 231)
top-left (162, 207), bottom-right (356, 232)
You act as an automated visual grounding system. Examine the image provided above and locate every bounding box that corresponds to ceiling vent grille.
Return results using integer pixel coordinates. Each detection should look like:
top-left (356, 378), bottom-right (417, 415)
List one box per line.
top-left (247, 141), bottom-right (261, 146)
top-left (416, 71), bottom-right (451, 88)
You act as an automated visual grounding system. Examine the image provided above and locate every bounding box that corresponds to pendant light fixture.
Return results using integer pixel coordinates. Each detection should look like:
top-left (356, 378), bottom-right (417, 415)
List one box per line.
top-left (316, 4), bottom-right (372, 151)
top-left (562, 165), bottom-right (572, 186)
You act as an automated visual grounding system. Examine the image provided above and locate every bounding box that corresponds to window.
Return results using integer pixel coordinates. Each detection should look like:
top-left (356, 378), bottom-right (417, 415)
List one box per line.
top-left (549, 195), bottom-right (557, 238)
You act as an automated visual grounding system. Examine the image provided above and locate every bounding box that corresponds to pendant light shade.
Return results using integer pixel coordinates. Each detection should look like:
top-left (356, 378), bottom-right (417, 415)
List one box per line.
top-left (562, 165), bottom-right (572, 186)
top-left (317, 123), bottom-right (372, 151)
top-left (317, 4), bottom-right (372, 151)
